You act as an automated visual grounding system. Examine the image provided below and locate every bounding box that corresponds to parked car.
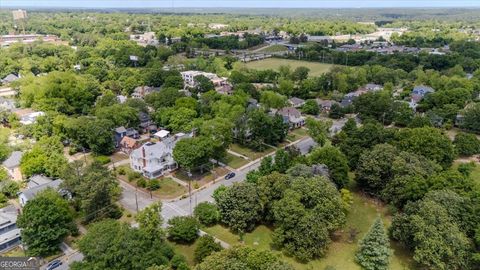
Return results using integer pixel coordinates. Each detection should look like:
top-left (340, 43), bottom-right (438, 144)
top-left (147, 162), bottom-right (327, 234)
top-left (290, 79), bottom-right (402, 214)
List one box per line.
top-left (225, 172), bottom-right (236, 180)
top-left (46, 259), bottom-right (63, 270)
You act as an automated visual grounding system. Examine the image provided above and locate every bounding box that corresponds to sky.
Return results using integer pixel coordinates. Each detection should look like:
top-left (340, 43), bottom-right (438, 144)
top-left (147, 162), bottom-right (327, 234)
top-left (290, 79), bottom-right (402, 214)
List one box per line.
top-left (1, 0), bottom-right (480, 8)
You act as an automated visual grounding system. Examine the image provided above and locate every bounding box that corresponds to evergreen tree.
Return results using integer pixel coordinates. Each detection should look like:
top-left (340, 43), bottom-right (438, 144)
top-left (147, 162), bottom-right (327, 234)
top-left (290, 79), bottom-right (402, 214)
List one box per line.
top-left (355, 218), bottom-right (392, 270)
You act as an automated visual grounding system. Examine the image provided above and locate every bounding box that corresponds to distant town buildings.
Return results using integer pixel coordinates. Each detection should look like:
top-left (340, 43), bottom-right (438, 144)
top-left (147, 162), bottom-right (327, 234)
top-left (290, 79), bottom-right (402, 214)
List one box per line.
top-left (132, 86), bottom-right (160, 99)
top-left (129, 32), bottom-right (158, 46)
top-left (0, 34), bottom-right (62, 47)
top-left (180, 70), bottom-right (231, 94)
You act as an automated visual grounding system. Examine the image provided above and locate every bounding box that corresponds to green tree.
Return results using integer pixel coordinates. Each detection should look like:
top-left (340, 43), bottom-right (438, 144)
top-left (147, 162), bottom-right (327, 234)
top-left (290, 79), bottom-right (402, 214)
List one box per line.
top-left (272, 177), bottom-right (346, 261)
top-left (17, 189), bottom-right (77, 256)
top-left (260, 91), bottom-right (287, 109)
top-left (306, 117), bottom-right (331, 146)
top-left (308, 146), bottom-right (349, 189)
top-left (194, 235), bottom-right (223, 264)
top-left (301, 99), bottom-right (320, 115)
top-left (136, 202), bottom-right (165, 238)
top-left (19, 71), bottom-right (100, 115)
top-left (356, 144), bottom-right (398, 194)
top-left (194, 202), bottom-right (220, 226)
top-left (390, 197), bottom-right (472, 270)
top-left (461, 103), bottom-right (480, 133)
top-left (95, 104), bottom-right (140, 127)
top-left (454, 132), bottom-right (480, 156)
top-left (195, 246), bottom-right (294, 270)
top-left (291, 66), bottom-right (310, 81)
top-left (73, 219), bottom-right (174, 270)
top-left (167, 216), bottom-right (200, 244)
top-left (395, 127), bottom-right (455, 168)
top-left (62, 161), bottom-right (121, 223)
top-left (194, 75), bottom-right (214, 93)
top-left (20, 136), bottom-right (68, 178)
top-left (215, 182), bottom-right (262, 233)
top-left (145, 87), bottom-right (185, 109)
top-left (355, 218), bottom-right (392, 270)
top-left (173, 136), bottom-right (214, 172)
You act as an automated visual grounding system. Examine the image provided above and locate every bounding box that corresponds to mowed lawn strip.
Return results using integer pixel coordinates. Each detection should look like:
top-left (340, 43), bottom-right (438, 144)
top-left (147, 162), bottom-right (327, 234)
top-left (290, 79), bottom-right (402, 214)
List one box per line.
top-left (245, 58), bottom-right (336, 77)
top-left (221, 152), bottom-right (249, 169)
top-left (229, 143), bottom-right (275, 160)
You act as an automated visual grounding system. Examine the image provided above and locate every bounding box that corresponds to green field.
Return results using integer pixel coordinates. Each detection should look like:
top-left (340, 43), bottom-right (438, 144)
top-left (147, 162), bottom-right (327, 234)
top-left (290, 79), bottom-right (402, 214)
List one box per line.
top-left (245, 58), bottom-right (336, 77)
top-left (257, 44), bottom-right (289, 53)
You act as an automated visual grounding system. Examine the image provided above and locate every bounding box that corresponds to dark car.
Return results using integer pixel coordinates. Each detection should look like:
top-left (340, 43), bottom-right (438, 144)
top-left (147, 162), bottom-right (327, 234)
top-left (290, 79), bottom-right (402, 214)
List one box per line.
top-left (46, 259), bottom-right (63, 270)
top-left (224, 172), bottom-right (236, 180)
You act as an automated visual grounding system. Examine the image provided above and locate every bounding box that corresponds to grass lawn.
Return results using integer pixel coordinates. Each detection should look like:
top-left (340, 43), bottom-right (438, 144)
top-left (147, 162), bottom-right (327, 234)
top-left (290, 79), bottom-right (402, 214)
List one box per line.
top-left (152, 177), bottom-right (188, 199)
top-left (174, 166), bottom-right (230, 188)
top-left (287, 128), bottom-right (309, 142)
top-left (203, 192), bottom-right (416, 270)
top-left (170, 240), bottom-right (199, 266)
top-left (3, 246), bottom-right (26, 257)
top-left (229, 143), bottom-right (275, 160)
top-left (453, 161), bottom-right (480, 187)
top-left (245, 58), bottom-right (336, 77)
top-left (257, 44), bottom-right (288, 53)
top-left (221, 152), bottom-right (249, 169)
top-left (116, 165), bottom-right (187, 199)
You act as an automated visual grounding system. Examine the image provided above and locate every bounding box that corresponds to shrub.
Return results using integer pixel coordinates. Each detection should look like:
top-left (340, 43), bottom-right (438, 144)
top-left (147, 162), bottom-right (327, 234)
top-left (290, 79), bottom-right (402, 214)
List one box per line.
top-left (167, 216), bottom-right (200, 244)
top-left (127, 171), bottom-right (142, 182)
top-left (194, 235), bottom-right (223, 264)
top-left (137, 178), bottom-right (147, 188)
top-left (454, 132), bottom-right (480, 156)
top-left (147, 179), bottom-right (161, 191)
top-left (194, 202), bottom-right (220, 226)
top-left (170, 254), bottom-right (188, 270)
top-left (94, 155), bottom-right (111, 165)
top-left (117, 167), bottom-right (127, 175)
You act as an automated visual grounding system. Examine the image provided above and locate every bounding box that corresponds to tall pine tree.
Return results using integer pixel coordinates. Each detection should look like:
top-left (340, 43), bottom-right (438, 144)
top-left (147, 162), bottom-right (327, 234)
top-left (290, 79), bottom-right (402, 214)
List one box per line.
top-left (355, 217), bottom-right (392, 270)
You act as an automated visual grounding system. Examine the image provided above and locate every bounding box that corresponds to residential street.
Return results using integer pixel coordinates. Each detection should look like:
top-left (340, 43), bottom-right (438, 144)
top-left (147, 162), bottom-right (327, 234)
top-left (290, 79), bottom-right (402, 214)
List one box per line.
top-left (161, 137), bottom-right (315, 221)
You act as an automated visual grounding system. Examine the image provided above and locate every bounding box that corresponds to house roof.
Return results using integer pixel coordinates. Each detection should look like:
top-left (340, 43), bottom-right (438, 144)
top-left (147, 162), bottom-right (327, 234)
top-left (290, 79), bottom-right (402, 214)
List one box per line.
top-left (2, 151), bottom-right (22, 169)
top-left (120, 136), bottom-right (138, 149)
top-left (316, 99), bottom-right (338, 108)
top-left (20, 179), bottom-right (63, 202)
top-left (115, 126), bottom-right (127, 134)
top-left (154, 130), bottom-right (170, 138)
top-left (2, 74), bottom-right (19, 83)
top-left (277, 107), bottom-right (302, 118)
top-left (27, 175), bottom-right (53, 189)
top-left (0, 205), bottom-right (18, 226)
top-left (412, 85), bottom-right (435, 95)
top-left (288, 97), bottom-right (305, 106)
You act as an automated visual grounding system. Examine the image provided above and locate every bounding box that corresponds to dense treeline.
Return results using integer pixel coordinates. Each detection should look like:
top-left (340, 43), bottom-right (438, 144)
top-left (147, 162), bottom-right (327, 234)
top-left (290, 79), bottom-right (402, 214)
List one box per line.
top-left (288, 40), bottom-right (480, 72)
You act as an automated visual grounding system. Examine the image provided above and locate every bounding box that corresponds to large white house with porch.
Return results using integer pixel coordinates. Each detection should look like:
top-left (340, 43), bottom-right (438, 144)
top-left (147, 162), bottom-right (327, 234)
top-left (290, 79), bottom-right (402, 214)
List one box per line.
top-left (129, 131), bottom-right (191, 179)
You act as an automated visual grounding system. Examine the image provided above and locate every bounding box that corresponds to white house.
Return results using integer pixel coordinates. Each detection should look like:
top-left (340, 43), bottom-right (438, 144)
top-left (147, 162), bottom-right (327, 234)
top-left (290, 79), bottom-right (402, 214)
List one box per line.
top-left (130, 132), bottom-right (191, 179)
top-left (19, 111), bottom-right (45, 125)
top-left (180, 71), bottom-right (227, 88)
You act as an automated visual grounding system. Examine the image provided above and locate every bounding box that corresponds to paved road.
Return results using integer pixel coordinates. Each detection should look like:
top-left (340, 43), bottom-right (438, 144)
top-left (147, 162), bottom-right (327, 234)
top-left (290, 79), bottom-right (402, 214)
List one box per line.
top-left (41, 250), bottom-right (84, 270)
top-left (119, 180), bottom-right (157, 213)
top-left (161, 137), bottom-right (316, 222)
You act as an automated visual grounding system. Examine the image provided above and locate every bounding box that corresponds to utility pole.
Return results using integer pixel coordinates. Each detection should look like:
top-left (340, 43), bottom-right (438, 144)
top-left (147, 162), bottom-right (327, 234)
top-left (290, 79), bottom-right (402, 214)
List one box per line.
top-left (188, 170), bottom-right (192, 215)
top-left (135, 187), bottom-right (139, 212)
